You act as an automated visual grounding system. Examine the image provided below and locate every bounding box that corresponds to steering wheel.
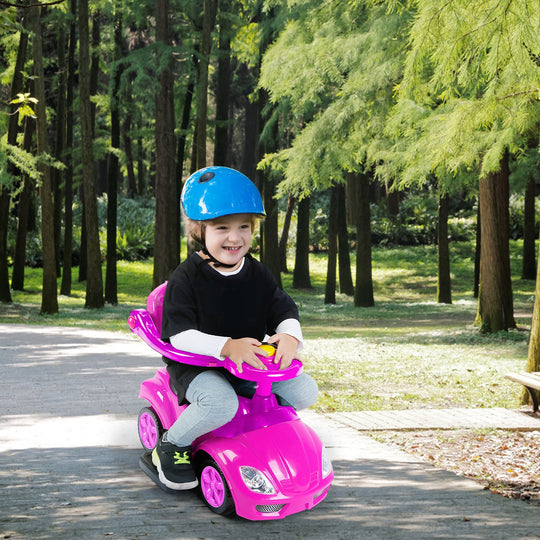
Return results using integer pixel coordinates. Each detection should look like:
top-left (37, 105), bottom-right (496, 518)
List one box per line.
top-left (222, 344), bottom-right (303, 382)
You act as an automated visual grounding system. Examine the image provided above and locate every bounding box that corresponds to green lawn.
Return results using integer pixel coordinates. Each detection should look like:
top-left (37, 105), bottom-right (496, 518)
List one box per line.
top-left (1, 241), bottom-right (535, 412)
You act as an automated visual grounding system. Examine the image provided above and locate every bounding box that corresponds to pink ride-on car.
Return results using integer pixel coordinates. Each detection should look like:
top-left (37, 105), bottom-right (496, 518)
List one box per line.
top-left (128, 282), bottom-right (333, 520)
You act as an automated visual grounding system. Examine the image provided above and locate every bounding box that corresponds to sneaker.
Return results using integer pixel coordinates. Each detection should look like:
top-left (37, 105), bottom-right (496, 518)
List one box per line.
top-left (152, 435), bottom-right (198, 490)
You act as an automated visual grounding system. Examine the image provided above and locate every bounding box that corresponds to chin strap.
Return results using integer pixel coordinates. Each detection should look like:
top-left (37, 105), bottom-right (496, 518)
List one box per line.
top-left (192, 222), bottom-right (241, 269)
top-left (200, 246), bottom-right (238, 269)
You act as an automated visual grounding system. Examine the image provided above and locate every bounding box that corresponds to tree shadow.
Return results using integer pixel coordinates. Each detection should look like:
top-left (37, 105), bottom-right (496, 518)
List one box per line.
top-left (1, 325), bottom-right (161, 417)
top-left (0, 448), bottom-right (537, 539)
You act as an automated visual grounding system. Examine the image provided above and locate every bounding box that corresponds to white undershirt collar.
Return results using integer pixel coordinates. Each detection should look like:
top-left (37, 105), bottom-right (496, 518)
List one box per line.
top-left (213, 257), bottom-right (245, 276)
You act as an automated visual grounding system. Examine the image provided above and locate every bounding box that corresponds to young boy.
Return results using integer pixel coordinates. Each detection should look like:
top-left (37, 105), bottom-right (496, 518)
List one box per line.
top-left (153, 166), bottom-right (319, 491)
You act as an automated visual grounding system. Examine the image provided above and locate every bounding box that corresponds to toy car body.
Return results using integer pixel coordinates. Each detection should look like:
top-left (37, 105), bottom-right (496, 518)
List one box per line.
top-left (128, 283), bottom-right (333, 520)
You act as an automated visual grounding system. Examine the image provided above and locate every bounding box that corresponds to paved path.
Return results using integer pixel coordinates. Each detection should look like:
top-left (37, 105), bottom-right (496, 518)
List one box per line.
top-left (329, 408), bottom-right (540, 431)
top-left (1, 324), bottom-right (539, 539)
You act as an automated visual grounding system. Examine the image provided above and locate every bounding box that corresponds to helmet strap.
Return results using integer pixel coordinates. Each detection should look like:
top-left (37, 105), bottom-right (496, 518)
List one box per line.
top-left (197, 223), bottom-right (240, 269)
top-left (200, 247), bottom-right (239, 269)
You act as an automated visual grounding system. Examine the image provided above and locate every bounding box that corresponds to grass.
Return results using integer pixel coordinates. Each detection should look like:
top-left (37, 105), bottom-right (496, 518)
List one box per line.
top-left (1, 241), bottom-right (535, 412)
top-left (0, 260), bottom-right (153, 332)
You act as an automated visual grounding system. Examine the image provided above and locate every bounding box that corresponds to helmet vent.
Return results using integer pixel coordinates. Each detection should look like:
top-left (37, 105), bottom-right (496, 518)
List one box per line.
top-left (198, 171), bottom-right (215, 183)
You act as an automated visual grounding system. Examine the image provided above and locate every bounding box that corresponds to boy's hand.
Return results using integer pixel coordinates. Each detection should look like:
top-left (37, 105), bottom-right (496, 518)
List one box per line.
top-left (221, 338), bottom-right (268, 373)
top-left (266, 333), bottom-right (299, 370)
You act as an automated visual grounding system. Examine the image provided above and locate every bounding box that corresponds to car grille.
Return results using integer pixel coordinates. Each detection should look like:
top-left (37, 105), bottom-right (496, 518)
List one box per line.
top-left (256, 504), bottom-right (285, 513)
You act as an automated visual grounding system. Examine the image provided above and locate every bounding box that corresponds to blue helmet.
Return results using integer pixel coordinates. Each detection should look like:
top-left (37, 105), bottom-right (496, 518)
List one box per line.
top-left (181, 166), bottom-right (265, 220)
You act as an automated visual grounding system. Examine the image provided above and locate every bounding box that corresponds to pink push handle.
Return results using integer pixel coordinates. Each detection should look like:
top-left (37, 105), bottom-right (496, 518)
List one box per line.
top-left (128, 308), bottom-right (303, 382)
top-left (128, 309), bottom-right (221, 367)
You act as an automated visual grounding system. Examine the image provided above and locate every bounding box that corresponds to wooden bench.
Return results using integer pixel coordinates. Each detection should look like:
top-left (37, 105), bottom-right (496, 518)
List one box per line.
top-left (505, 372), bottom-right (540, 412)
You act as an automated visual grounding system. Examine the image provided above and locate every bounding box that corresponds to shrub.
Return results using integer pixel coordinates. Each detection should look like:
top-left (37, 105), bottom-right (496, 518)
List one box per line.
top-left (97, 195), bottom-right (155, 261)
top-left (115, 226), bottom-right (154, 261)
top-left (7, 195), bottom-right (156, 267)
top-left (370, 193), bottom-right (476, 246)
top-left (370, 194), bottom-right (439, 246)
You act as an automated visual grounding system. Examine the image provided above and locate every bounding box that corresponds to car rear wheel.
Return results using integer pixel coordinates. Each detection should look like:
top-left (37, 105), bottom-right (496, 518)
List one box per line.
top-left (137, 407), bottom-right (162, 451)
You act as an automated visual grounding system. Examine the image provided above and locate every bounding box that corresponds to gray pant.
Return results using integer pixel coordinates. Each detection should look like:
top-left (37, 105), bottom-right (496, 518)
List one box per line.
top-left (167, 369), bottom-right (319, 447)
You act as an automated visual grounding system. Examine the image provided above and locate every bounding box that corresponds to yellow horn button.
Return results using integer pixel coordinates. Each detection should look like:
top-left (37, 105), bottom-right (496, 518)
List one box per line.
top-left (258, 344), bottom-right (276, 356)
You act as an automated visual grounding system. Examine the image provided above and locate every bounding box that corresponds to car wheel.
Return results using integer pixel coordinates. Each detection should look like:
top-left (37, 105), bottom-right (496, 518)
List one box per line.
top-left (138, 407), bottom-right (162, 451)
top-left (198, 458), bottom-right (235, 515)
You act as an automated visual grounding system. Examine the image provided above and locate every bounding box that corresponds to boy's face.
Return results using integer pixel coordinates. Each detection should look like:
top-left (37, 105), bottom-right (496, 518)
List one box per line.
top-left (204, 214), bottom-right (253, 270)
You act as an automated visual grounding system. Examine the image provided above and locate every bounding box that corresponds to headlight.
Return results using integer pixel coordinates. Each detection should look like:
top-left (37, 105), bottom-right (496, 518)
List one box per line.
top-left (239, 466), bottom-right (276, 494)
top-left (321, 446), bottom-right (333, 478)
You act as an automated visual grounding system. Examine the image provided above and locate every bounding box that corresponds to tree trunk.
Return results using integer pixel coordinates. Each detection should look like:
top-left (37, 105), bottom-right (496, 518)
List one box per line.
top-left (79, 0), bottom-right (103, 308)
top-left (293, 197), bottom-right (312, 289)
top-left (257, 92), bottom-right (282, 285)
top-left (474, 202), bottom-right (481, 298)
top-left (53, 26), bottom-right (67, 277)
top-left (0, 12), bottom-right (28, 303)
top-left (176, 50), bottom-right (197, 250)
top-left (176, 52), bottom-right (196, 176)
top-left (105, 12), bottom-right (123, 305)
top-left (437, 191), bottom-right (452, 304)
top-left (8, 32), bottom-right (32, 291)
top-left (89, 13), bottom-right (101, 193)
top-left (522, 178), bottom-right (536, 280)
top-left (325, 186), bottom-right (338, 304)
top-left (193, 0), bottom-right (218, 170)
top-left (214, 16), bottom-right (231, 166)
top-left (137, 137), bottom-right (145, 195)
top-left (524, 227), bottom-right (540, 404)
top-left (279, 196), bottom-right (295, 273)
top-left (123, 108), bottom-right (136, 196)
top-left (386, 180), bottom-right (400, 216)
top-left (8, 22), bottom-right (31, 293)
top-left (240, 87), bottom-right (258, 180)
top-left (0, 187), bottom-right (12, 303)
top-left (153, 0), bottom-right (178, 288)
top-left (336, 182), bottom-right (354, 295)
top-left (79, 9), bottom-right (102, 281)
top-left (60, 0), bottom-right (77, 296)
top-left (78, 190), bottom-right (87, 282)
top-left (32, 5), bottom-right (58, 314)
top-left (476, 154), bottom-right (515, 332)
top-left (11, 175), bottom-right (31, 291)
top-left (351, 171), bottom-right (374, 307)
top-left (11, 117), bottom-right (35, 291)
top-left (262, 176), bottom-right (282, 288)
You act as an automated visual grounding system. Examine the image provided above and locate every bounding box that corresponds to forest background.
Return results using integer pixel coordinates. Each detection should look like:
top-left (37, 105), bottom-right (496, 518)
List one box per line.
top-left (0, 0), bottom-right (540, 384)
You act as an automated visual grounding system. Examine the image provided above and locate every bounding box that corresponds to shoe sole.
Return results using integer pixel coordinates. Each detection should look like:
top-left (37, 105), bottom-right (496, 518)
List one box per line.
top-left (151, 448), bottom-right (199, 491)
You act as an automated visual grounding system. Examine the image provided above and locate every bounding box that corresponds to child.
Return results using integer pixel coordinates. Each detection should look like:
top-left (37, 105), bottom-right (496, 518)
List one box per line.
top-left (153, 166), bottom-right (319, 490)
